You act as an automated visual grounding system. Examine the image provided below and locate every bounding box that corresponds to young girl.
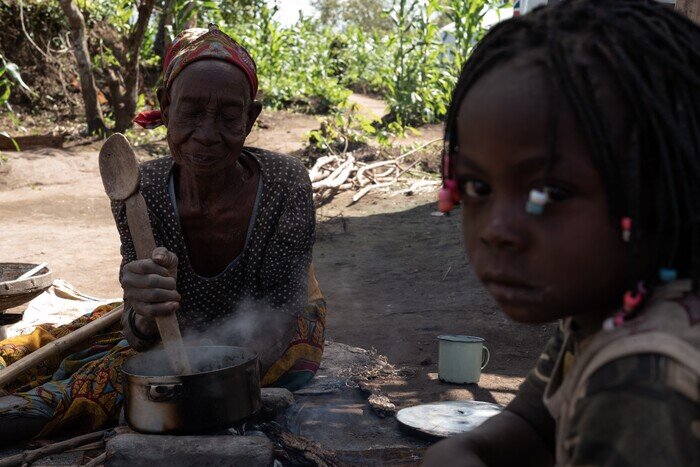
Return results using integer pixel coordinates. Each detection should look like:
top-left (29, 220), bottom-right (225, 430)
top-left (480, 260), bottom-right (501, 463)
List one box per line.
top-left (425, 0), bottom-right (700, 465)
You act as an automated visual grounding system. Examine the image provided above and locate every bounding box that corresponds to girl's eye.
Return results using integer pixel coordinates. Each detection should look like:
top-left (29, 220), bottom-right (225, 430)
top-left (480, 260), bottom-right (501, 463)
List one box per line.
top-left (543, 185), bottom-right (571, 202)
top-left (463, 179), bottom-right (491, 199)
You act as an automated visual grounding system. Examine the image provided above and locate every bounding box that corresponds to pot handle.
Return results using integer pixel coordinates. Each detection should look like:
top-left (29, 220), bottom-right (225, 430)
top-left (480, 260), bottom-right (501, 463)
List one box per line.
top-left (481, 346), bottom-right (490, 370)
top-left (147, 383), bottom-right (183, 402)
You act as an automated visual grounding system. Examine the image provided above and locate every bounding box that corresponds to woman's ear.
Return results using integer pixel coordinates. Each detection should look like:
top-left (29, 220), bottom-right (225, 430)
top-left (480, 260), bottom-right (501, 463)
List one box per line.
top-left (245, 100), bottom-right (263, 135)
top-left (156, 87), bottom-right (170, 126)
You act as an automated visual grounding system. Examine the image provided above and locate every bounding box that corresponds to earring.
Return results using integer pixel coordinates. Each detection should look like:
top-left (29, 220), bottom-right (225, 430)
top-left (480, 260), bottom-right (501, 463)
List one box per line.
top-left (525, 189), bottom-right (549, 215)
top-left (603, 282), bottom-right (647, 331)
top-left (659, 268), bottom-right (677, 283)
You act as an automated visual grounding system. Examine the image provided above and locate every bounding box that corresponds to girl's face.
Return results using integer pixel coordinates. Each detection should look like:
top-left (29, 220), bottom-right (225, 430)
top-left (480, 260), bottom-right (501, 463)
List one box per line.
top-left (456, 60), bottom-right (631, 324)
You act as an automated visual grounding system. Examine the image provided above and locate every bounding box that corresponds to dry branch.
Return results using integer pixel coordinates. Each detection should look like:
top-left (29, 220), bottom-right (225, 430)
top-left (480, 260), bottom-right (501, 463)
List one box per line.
top-left (0, 431), bottom-right (106, 467)
top-left (309, 156), bottom-right (339, 182)
top-left (313, 156), bottom-right (355, 190)
top-left (310, 140), bottom-right (442, 206)
top-left (0, 135), bottom-right (63, 151)
top-left (351, 182), bottom-right (394, 204)
top-left (81, 452), bottom-right (107, 467)
top-left (260, 422), bottom-right (341, 467)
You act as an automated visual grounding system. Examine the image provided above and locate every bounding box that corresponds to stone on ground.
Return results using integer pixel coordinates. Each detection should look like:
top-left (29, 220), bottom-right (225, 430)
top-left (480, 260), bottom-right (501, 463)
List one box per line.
top-left (259, 387), bottom-right (294, 421)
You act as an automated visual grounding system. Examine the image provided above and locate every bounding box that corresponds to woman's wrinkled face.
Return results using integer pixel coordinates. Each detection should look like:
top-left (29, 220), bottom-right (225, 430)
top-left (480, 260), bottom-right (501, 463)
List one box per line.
top-left (456, 61), bottom-right (633, 324)
top-left (159, 60), bottom-right (261, 174)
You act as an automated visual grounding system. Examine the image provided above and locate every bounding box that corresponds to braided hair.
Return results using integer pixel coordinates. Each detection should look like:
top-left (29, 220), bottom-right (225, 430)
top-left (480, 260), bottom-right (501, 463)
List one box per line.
top-left (442, 0), bottom-right (700, 299)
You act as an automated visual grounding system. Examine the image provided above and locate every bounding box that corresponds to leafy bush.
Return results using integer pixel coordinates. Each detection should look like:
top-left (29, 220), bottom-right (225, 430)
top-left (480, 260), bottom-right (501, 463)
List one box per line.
top-left (335, 25), bottom-right (392, 95)
top-left (306, 103), bottom-right (376, 151)
top-left (379, 0), bottom-right (507, 126)
top-left (225, 7), bottom-right (350, 113)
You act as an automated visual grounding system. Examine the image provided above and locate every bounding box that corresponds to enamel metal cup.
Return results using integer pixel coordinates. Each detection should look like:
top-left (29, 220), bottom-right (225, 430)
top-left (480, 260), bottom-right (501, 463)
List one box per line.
top-left (438, 335), bottom-right (490, 384)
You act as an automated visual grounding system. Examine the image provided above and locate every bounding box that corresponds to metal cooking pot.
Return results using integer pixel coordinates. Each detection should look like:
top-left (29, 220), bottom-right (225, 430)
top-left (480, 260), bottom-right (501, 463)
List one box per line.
top-left (122, 345), bottom-right (261, 434)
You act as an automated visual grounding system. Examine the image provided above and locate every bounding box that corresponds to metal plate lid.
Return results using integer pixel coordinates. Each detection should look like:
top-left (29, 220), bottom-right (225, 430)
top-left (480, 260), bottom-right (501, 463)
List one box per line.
top-left (397, 400), bottom-right (503, 439)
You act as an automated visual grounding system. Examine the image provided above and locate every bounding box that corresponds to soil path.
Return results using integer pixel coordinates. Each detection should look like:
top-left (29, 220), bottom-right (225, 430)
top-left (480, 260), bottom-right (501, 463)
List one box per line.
top-left (348, 93), bottom-right (387, 121)
top-left (0, 108), bottom-right (554, 412)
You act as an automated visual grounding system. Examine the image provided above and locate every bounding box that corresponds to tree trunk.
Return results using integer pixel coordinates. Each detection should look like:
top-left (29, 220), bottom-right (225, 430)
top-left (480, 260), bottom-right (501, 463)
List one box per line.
top-left (59, 0), bottom-right (107, 135)
top-left (106, 0), bottom-right (156, 133)
top-left (154, 0), bottom-right (174, 64)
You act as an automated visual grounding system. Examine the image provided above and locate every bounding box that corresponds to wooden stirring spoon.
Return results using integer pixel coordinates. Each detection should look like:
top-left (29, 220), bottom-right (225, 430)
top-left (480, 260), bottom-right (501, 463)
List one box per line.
top-left (100, 133), bottom-right (192, 375)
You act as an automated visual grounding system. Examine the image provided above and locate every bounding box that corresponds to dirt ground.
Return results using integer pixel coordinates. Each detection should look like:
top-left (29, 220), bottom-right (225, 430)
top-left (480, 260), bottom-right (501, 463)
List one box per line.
top-left (0, 105), bottom-right (554, 414)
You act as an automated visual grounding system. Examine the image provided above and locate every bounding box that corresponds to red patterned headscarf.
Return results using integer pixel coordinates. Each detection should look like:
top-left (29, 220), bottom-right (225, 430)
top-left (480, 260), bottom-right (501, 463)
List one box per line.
top-left (134, 24), bottom-right (258, 129)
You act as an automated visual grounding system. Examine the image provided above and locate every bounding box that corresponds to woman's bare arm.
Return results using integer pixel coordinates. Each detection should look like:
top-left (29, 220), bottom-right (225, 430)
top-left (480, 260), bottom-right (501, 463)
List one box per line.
top-left (421, 409), bottom-right (554, 467)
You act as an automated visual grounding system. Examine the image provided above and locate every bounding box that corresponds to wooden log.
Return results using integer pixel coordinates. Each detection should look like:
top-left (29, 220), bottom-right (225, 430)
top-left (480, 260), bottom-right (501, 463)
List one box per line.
top-left (373, 176), bottom-right (397, 183)
top-left (64, 441), bottom-right (104, 453)
top-left (106, 433), bottom-right (273, 466)
top-left (409, 180), bottom-right (440, 188)
top-left (259, 422), bottom-right (342, 467)
top-left (313, 161), bottom-right (347, 189)
top-left (313, 156), bottom-right (355, 190)
top-left (390, 180), bottom-right (440, 197)
top-left (355, 160), bottom-right (394, 187)
top-left (375, 166), bottom-right (397, 178)
top-left (0, 305), bottom-right (124, 389)
top-left (351, 182), bottom-right (394, 204)
top-left (308, 156), bottom-right (339, 182)
top-left (0, 134), bottom-right (63, 151)
top-left (0, 430), bottom-right (106, 467)
top-left (356, 168), bottom-right (370, 187)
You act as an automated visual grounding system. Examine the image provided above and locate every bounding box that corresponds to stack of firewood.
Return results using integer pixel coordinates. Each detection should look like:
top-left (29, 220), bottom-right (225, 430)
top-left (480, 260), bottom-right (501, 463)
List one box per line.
top-left (308, 139), bottom-right (441, 205)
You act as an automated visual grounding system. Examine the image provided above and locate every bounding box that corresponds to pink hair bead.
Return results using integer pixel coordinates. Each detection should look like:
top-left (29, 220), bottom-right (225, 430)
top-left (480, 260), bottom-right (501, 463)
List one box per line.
top-left (623, 290), bottom-right (643, 312)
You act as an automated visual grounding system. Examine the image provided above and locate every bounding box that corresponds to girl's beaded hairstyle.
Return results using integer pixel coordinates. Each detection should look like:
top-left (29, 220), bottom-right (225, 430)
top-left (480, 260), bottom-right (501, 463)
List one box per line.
top-left (441, 0), bottom-right (700, 298)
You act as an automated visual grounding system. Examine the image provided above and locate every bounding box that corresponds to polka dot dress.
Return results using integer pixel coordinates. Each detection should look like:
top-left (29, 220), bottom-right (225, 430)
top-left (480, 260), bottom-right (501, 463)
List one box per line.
top-left (111, 147), bottom-right (315, 342)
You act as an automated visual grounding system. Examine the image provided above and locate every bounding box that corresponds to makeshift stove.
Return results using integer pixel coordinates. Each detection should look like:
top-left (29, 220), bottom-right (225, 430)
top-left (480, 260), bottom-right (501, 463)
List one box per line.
top-left (106, 387), bottom-right (295, 467)
top-left (0, 388), bottom-right (294, 467)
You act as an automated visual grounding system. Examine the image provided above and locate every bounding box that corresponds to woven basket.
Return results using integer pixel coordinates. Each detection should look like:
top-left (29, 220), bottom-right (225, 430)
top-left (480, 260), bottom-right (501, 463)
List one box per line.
top-left (0, 263), bottom-right (53, 312)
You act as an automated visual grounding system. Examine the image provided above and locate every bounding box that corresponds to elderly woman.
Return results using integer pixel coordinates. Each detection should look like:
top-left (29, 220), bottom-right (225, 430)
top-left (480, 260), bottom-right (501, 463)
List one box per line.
top-left (122, 25), bottom-right (325, 383)
top-left (0, 26), bottom-right (326, 444)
